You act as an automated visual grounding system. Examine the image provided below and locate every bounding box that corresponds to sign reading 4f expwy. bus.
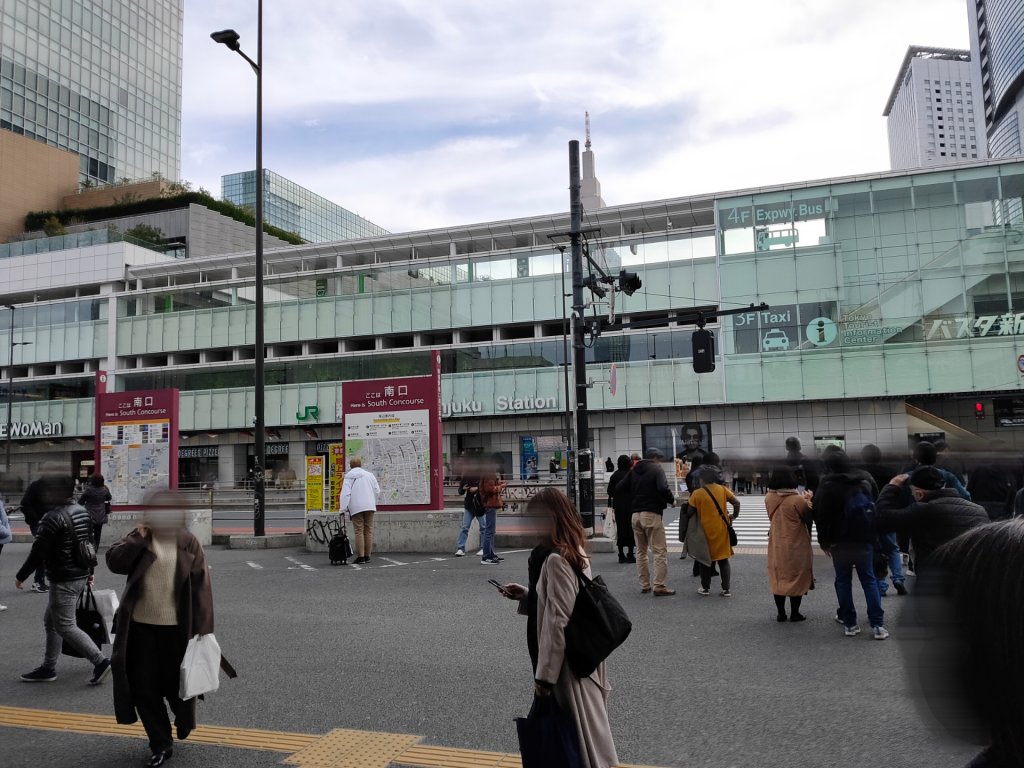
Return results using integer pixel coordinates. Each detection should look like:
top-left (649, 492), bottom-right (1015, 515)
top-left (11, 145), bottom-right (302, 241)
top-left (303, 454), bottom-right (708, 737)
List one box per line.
top-left (720, 197), bottom-right (828, 230)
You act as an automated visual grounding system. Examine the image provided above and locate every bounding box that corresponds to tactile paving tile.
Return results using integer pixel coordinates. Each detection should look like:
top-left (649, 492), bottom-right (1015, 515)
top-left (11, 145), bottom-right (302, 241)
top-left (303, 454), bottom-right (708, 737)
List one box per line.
top-left (391, 745), bottom-right (521, 768)
top-left (283, 728), bottom-right (421, 768)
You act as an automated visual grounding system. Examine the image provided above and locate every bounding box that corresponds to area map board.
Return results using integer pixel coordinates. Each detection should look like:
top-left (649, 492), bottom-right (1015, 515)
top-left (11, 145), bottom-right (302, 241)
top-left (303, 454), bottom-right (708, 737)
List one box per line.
top-left (340, 352), bottom-right (444, 510)
top-left (96, 389), bottom-right (180, 508)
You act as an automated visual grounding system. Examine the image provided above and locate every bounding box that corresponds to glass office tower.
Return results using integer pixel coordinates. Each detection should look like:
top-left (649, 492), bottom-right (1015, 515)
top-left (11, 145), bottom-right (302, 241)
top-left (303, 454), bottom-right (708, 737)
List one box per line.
top-left (222, 169), bottom-right (389, 243)
top-left (969, 0), bottom-right (1024, 156)
top-left (0, 0), bottom-right (183, 184)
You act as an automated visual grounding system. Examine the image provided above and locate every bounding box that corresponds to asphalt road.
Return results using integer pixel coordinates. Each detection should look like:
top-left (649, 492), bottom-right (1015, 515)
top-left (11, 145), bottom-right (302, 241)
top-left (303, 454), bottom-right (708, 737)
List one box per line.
top-left (0, 541), bottom-right (980, 768)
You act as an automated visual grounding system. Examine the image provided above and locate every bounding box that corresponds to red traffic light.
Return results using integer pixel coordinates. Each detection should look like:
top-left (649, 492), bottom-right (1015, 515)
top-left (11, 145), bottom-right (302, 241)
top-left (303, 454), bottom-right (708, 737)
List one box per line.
top-left (975, 402), bottom-right (985, 419)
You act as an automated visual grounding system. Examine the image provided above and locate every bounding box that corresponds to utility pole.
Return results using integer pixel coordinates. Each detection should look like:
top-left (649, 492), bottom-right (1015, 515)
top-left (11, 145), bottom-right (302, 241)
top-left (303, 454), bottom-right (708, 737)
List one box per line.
top-left (568, 140), bottom-right (595, 529)
top-left (557, 246), bottom-right (576, 504)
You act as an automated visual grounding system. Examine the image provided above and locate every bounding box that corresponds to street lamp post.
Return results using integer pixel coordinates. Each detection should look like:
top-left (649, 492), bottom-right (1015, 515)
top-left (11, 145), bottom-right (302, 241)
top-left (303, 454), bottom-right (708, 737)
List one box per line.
top-left (212, 2), bottom-right (266, 537)
top-left (5, 304), bottom-right (32, 478)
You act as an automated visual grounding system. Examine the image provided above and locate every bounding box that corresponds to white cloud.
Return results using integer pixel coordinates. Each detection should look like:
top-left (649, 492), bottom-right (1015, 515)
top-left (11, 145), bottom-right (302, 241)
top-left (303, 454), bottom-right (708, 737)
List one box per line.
top-left (182, 0), bottom-right (973, 233)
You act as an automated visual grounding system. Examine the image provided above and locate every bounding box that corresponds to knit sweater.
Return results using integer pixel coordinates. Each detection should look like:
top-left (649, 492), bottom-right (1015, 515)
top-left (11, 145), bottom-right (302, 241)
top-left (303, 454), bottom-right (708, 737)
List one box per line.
top-left (132, 532), bottom-right (178, 626)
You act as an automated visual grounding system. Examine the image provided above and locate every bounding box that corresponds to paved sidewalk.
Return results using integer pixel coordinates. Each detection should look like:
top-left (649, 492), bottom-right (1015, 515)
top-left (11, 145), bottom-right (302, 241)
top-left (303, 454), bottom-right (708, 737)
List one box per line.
top-left (0, 542), bottom-right (978, 768)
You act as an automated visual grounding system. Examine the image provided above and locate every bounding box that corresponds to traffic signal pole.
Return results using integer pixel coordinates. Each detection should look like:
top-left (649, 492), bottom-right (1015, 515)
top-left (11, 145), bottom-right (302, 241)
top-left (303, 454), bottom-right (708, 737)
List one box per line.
top-left (568, 140), bottom-right (595, 530)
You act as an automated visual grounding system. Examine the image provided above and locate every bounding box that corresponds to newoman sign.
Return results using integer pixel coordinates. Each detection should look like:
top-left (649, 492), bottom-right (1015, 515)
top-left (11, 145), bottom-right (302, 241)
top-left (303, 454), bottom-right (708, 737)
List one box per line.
top-left (0, 421), bottom-right (63, 439)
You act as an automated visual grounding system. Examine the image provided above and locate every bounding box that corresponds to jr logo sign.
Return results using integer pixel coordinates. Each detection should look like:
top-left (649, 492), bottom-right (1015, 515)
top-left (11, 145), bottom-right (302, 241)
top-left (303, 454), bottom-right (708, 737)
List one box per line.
top-left (296, 405), bottom-right (320, 422)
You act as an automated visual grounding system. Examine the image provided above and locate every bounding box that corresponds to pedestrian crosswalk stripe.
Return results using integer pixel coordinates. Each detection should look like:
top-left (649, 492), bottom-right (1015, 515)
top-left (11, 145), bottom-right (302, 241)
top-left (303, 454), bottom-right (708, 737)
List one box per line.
top-left (661, 496), bottom-right (818, 549)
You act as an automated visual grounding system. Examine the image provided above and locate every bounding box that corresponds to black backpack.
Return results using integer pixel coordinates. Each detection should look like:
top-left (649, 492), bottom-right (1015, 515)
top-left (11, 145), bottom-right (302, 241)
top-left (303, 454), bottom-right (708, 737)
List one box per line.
top-left (58, 507), bottom-right (98, 569)
top-left (839, 483), bottom-right (876, 544)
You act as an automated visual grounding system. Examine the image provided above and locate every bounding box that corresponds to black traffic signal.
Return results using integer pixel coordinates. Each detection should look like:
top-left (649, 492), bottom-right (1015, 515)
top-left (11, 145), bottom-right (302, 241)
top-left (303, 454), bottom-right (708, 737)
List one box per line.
top-left (618, 270), bottom-right (642, 296)
top-left (975, 401), bottom-right (985, 420)
top-left (692, 328), bottom-right (715, 373)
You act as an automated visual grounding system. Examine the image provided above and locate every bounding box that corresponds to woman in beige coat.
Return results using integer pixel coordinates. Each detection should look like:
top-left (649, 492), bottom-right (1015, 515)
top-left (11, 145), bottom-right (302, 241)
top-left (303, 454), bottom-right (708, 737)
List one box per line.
top-left (501, 488), bottom-right (619, 768)
top-left (765, 466), bottom-right (814, 622)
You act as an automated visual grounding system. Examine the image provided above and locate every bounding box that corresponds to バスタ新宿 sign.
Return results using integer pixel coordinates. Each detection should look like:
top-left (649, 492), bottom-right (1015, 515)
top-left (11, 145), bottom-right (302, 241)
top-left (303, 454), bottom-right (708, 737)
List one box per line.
top-left (927, 313), bottom-right (1024, 340)
top-left (340, 351), bottom-right (444, 511)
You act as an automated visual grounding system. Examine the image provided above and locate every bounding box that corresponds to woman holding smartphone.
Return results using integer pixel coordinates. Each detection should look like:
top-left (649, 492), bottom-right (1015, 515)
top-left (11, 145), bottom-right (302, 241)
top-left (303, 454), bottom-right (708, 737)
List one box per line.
top-left (499, 488), bottom-right (619, 768)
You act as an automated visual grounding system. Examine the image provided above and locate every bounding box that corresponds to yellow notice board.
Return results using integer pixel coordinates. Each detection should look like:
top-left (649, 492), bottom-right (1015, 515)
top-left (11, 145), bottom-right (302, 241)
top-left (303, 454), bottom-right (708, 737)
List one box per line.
top-left (328, 443), bottom-right (345, 512)
top-left (305, 456), bottom-right (325, 514)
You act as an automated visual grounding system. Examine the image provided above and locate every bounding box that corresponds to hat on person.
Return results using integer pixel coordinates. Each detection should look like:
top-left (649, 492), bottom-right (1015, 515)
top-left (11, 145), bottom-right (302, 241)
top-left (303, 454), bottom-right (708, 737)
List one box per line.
top-left (644, 447), bottom-right (665, 460)
top-left (910, 466), bottom-right (945, 491)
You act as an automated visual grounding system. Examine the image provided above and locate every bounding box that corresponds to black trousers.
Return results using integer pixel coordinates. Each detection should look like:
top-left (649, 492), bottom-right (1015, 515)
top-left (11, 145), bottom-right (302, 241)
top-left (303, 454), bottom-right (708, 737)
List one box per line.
top-left (127, 622), bottom-right (187, 753)
top-left (700, 559), bottom-right (731, 591)
top-left (91, 524), bottom-right (103, 549)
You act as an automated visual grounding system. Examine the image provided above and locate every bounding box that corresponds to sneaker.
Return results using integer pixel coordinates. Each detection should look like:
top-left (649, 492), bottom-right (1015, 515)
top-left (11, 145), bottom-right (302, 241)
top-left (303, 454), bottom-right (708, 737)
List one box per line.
top-left (21, 667), bottom-right (57, 682)
top-left (697, 587), bottom-right (710, 596)
top-left (481, 557), bottom-right (501, 565)
top-left (476, 549), bottom-right (483, 556)
top-left (454, 549), bottom-right (465, 557)
top-left (30, 583), bottom-right (48, 593)
top-left (844, 625), bottom-right (861, 637)
top-left (720, 589), bottom-right (732, 597)
top-left (894, 582), bottom-right (908, 596)
top-left (872, 626), bottom-right (890, 641)
top-left (834, 613), bottom-right (844, 625)
top-left (0, 604), bottom-right (7, 611)
top-left (88, 658), bottom-right (112, 686)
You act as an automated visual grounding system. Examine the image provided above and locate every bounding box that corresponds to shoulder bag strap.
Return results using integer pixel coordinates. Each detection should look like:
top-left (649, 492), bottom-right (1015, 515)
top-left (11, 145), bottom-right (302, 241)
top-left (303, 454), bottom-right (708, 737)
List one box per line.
top-left (59, 506), bottom-right (85, 545)
top-left (702, 487), bottom-right (733, 530)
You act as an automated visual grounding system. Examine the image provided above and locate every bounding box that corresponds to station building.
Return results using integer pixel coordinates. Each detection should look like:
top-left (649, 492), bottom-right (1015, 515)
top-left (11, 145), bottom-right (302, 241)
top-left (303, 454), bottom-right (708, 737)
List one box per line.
top-left (3, 157), bottom-right (1024, 487)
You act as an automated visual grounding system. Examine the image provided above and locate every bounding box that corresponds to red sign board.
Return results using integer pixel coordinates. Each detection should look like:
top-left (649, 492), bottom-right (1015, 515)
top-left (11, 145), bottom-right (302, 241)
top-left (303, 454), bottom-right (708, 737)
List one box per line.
top-left (340, 352), bottom-right (443, 510)
top-left (96, 389), bottom-right (180, 509)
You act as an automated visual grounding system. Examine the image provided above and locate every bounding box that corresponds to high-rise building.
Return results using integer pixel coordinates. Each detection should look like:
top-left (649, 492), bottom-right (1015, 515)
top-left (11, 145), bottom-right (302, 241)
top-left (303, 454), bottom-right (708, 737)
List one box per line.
top-left (883, 46), bottom-right (987, 169)
top-left (968, 0), bottom-right (1024, 157)
top-left (0, 0), bottom-right (184, 184)
top-left (221, 169), bottom-right (388, 243)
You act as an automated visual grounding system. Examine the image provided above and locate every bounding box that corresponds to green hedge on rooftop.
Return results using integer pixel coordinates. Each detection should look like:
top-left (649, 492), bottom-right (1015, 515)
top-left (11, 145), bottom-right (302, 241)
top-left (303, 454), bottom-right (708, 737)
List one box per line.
top-left (25, 192), bottom-right (306, 246)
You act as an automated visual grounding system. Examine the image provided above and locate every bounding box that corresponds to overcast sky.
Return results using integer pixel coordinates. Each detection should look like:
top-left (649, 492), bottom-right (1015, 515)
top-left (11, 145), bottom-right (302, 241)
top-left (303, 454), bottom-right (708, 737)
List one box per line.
top-left (181, 0), bottom-right (973, 234)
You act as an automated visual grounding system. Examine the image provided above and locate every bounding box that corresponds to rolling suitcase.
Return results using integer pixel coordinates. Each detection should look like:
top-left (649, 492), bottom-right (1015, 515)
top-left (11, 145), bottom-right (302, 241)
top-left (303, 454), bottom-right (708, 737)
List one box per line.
top-left (329, 522), bottom-right (353, 565)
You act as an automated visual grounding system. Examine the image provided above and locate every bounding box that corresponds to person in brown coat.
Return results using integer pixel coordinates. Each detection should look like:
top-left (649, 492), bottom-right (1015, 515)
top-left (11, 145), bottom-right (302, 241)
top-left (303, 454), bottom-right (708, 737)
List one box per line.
top-left (765, 466), bottom-right (814, 623)
top-left (106, 489), bottom-right (214, 768)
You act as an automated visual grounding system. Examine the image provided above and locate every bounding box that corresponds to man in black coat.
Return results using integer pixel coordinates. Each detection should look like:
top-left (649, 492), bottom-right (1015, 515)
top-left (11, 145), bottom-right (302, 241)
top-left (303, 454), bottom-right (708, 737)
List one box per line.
top-left (876, 466), bottom-right (990, 573)
top-left (616, 448), bottom-right (675, 596)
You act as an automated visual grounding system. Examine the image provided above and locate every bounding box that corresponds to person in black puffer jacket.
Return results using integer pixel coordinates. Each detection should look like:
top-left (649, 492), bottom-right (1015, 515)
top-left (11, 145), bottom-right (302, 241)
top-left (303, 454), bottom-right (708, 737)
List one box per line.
top-left (876, 466), bottom-right (990, 573)
top-left (15, 473), bottom-right (111, 685)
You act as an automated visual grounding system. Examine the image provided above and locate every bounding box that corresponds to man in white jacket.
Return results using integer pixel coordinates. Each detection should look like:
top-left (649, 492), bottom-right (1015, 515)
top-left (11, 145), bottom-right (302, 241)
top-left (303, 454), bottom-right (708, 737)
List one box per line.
top-left (339, 458), bottom-right (381, 564)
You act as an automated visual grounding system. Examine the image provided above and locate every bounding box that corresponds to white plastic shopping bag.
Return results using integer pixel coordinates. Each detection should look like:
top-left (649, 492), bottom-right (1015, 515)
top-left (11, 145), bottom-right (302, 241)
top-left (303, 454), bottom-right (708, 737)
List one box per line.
top-left (179, 634), bottom-right (222, 701)
top-left (603, 507), bottom-right (616, 541)
top-left (91, 588), bottom-right (120, 644)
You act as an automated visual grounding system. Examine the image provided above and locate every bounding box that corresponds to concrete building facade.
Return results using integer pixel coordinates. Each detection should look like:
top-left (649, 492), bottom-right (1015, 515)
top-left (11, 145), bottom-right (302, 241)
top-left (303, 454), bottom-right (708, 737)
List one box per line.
top-left (3, 158), bottom-right (1024, 488)
top-left (884, 46), bottom-right (987, 169)
top-left (0, 129), bottom-right (79, 241)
